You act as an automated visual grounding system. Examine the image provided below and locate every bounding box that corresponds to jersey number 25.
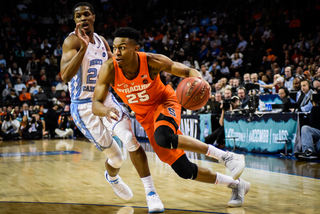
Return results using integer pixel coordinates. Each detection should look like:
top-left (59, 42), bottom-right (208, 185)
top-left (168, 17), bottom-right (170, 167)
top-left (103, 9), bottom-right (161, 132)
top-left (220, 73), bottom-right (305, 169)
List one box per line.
top-left (126, 90), bottom-right (150, 104)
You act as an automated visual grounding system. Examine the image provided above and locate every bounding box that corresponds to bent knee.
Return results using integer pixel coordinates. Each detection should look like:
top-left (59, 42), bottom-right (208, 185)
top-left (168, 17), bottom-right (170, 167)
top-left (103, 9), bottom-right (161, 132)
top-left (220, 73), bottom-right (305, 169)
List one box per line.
top-left (171, 154), bottom-right (198, 180)
top-left (107, 155), bottom-right (124, 169)
top-left (154, 126), bottom-right (178, 149)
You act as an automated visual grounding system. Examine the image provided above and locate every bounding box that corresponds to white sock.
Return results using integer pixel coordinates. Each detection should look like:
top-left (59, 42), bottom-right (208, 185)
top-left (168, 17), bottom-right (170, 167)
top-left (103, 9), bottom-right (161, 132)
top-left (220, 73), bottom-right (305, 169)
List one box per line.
top-left (214, 172), bottom-right (239, 186)
top-left (106, 171), bottom-right (119, 181)
top-left (206, 144), bottom-right (227, 160)
top-left (141, 175), bottom-right (155, 194)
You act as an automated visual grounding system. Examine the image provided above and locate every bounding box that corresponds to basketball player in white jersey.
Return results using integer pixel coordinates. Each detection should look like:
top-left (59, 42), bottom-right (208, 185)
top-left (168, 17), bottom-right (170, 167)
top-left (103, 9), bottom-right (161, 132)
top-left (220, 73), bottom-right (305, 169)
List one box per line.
top-left (60, 2), bottom-right (163, 212)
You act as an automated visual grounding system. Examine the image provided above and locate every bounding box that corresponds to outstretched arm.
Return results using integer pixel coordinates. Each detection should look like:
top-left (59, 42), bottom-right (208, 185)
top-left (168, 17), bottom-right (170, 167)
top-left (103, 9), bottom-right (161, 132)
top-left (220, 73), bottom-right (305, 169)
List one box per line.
top-left (92, 60), bottom-right (119, 122)
top-left (147, 53), bottom-right (201, 79)
top-left (60, 24), bottom-right (89, 82)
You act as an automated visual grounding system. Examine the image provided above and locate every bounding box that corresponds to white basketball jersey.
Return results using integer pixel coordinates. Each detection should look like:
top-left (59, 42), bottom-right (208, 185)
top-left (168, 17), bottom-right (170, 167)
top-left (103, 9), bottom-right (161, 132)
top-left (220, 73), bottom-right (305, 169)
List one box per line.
top-left (68, 32), bottom-right (108, 100)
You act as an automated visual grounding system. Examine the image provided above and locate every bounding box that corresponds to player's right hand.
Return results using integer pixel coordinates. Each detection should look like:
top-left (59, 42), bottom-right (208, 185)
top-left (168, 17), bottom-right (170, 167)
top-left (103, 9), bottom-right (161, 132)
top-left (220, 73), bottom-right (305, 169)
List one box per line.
top-left (75, 23), bottom-right (89, 48)
top-left (106, 107), bottom-right (120, 123)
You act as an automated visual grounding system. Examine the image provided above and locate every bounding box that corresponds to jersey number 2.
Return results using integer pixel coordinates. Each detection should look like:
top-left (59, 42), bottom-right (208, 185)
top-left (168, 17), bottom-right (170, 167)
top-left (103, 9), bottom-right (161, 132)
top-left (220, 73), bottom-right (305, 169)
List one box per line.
top-left (86, 68), bottom-right (97, 84)
top-left (126, 90), bottom-right (150, 104)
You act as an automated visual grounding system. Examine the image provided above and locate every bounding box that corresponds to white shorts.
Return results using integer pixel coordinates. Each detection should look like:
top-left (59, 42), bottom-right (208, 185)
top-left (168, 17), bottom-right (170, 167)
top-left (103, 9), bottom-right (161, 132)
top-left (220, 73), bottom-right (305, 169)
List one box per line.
top-left (70, 93), bottom-right (130, 151)
top-left (71, 100), bottom-right (113, 151)
top-left (102, 93), bottom-right (129, 133)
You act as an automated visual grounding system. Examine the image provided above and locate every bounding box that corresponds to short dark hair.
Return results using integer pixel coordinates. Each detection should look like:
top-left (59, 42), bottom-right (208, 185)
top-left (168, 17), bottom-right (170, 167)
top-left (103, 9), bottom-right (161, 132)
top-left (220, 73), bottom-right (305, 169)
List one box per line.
top-left (279, 86), bottom-right (290, 96)
top-left (72, 2), bottom-right (95, 17)
top-left (114, 27), bottom-right (140, 45)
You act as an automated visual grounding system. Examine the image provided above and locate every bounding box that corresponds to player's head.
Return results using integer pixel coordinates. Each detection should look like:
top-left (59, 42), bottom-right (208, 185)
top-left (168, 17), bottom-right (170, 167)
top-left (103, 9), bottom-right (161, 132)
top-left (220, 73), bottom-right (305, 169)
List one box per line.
top-left (72, 2), bottom-right (95, 34)
top-left (113, 27), bottom-right (140, 68)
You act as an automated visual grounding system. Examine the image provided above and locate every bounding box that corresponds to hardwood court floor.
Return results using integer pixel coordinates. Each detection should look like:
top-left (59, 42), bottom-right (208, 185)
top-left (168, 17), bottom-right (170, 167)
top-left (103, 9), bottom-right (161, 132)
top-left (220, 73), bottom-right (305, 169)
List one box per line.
top-left (0, 138), bottom-right (319, 214)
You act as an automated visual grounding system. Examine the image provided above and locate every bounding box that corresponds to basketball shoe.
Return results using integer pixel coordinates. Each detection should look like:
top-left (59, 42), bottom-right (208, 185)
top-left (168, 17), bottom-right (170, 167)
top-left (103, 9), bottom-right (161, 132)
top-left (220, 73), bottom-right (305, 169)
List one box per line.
top-left (146, 190), bottom-right (165, 213)
top-left (105, 171), bottom-right (133, 201)
top-left (227, 178), bottom-right (251, 207)
top-left (219, 152), bottom-right (245, 180)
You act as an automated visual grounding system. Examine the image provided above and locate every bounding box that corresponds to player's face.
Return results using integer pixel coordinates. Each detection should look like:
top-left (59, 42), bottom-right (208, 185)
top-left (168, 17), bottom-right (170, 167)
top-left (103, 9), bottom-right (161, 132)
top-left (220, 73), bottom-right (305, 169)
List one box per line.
top-left (74, 6), bottom-right (95, 35)
top-left (113, 37), bottom-right (138, 68)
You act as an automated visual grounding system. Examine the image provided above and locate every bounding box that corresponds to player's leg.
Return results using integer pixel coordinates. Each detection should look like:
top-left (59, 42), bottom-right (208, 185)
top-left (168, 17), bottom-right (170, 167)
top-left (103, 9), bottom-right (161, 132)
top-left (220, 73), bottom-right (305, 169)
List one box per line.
top-left (113, 117), bottom-right (164, 213)
top-left (70, 102), bottom-right (132, 200)
top-left (102, 94), bottom-right (164, 212)
top-left (170, 154), bottom-right (250, 207)
top-left (153, 99), bottom-right (245, 180)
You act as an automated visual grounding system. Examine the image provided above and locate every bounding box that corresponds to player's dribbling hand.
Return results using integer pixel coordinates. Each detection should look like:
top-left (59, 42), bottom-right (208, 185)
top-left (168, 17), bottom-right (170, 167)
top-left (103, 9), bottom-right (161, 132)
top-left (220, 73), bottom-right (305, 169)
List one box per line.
top-left (196, 76), bottom-right (212, 98)
top-left (106, 107), bottom-right (120, 123)
top-left (75, 23), bottom-right (89, 48)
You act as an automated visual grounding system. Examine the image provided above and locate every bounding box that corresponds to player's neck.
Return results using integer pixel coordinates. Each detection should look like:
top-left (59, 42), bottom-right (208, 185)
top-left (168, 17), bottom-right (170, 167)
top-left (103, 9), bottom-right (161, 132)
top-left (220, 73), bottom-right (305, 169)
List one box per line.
top-left (121, 53), bottom-right (140, 80)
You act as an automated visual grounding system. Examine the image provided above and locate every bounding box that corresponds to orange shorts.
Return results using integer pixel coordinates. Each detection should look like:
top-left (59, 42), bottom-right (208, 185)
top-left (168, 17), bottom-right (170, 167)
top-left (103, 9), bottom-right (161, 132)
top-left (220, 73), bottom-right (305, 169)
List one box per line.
top-left (137, 93), bottom-right (185, 165)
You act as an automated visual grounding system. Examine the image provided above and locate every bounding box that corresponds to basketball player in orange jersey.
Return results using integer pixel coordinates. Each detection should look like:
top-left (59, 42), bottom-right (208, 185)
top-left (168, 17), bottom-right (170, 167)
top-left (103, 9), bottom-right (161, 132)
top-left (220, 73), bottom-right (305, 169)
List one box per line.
top-left (92, 27), bottom-right (250, 207)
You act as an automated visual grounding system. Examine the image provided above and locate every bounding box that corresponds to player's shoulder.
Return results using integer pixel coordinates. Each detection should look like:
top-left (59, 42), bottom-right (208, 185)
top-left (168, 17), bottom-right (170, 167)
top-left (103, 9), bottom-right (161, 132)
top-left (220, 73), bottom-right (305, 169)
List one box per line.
top-left (63, 33), bottom-right (81, 49)
top-left (102, 58), bottom-right (115, 72)
top-left (146, 52), bottom-right (170, 65)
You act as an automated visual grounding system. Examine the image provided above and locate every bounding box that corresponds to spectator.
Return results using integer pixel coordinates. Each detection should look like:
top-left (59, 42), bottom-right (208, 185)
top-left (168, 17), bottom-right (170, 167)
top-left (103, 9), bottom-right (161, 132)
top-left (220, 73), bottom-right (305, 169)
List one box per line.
top-left (45, 104), bottom-right (59, 138)
top-left (26, 53), bottom-right (39, 74)
top-left (55, 105), bottom-right (75, 138)
top-left (38, 74), bottom-right (51, 89)
top-left (278, 86), bottom-right (296, 112)
top-left (20, 103), bottom-right (32, 119)
top-left (35, 113), bottom-right (48, 137)
top-left (0, 113), bottom-right (20, 140)
top-left (237, 87), bottom-right (248, 108)
top-left (284, 66), bottom-right (294, 90)
top-left (237, 35), bottom-right (247, 52)
top-left (204, 96), bottom-right (240, 148)
top-left (292, 77), bottom-right (301, 91)
top-left (29, 81), bottom-right (41, 95)
top-left (5, 89), bottom-right (20, 106)
top-left (19, 87), bottom-right (32, 103)
top-left (0, 54), bottom-right (7, 67)
top-left (230, 53), bottom-right (243, 75)
top-left (296, 79), bottom-right (314, 112)
top-left (220, 61), bottom-right (230, 78)
top-left (55, 81), bottom-right (68, 92)
top-left (51, 75), bottom-right (61, 87)
top-left (8, 62), bottom-right (23, 84)
top-left (14, 78), bottom-right (27, 93)
top-left (312, 79), bottom-right (320, 91)
top-left (26, 74), bottom-right (37, 88)
top-left (2, 82), bottom-right (16, 98)
top-left (251, 73), bottom-right (266, 93)
top-left (21, 112), bottom-right (43, 139)
top-left (200, 65), bottom-right (212, 84)
top-left (295, 97), bottom-right (320, 160)
top-left (224, 88), bottom-right (233, 99)
top-left (34, 87), bottom-right (48, 101)
top-left (57, 91), bottom-right (70, 105)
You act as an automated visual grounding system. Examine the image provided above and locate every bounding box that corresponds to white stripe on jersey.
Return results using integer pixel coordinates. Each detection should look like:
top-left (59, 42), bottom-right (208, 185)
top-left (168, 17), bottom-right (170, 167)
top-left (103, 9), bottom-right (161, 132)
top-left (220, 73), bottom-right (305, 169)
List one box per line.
top-left (68, 32), bottom-right (108, 100)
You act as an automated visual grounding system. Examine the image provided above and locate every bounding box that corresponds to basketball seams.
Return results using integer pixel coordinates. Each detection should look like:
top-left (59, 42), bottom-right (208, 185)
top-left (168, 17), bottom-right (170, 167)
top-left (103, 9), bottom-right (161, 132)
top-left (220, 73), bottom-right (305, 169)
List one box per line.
top-left (184, 79), bottom-right (202, 108)
top-left (176, 77), bottom-right (210, 110)
top-left (187, 81), bottom-right (208, 109)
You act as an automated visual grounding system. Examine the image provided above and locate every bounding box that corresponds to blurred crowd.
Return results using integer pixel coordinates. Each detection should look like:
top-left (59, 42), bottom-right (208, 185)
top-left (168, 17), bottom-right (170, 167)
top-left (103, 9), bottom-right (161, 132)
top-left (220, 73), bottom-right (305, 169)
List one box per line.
top-left (1, 0), bottom-right (320, 142)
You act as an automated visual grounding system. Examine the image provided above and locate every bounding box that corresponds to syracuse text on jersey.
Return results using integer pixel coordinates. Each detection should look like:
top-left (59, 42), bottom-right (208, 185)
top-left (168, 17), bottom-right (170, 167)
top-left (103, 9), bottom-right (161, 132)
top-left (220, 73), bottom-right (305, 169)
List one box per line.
top-left (116, 82), bottom-right (151, 94)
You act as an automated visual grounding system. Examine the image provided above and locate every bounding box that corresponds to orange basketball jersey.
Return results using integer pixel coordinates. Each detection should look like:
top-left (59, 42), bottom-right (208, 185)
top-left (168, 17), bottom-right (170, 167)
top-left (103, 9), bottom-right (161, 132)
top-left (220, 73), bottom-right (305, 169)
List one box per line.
top-left (112, 52), bottom-right (185, 165)
top-left (112, 52), bottom-right (169, 116)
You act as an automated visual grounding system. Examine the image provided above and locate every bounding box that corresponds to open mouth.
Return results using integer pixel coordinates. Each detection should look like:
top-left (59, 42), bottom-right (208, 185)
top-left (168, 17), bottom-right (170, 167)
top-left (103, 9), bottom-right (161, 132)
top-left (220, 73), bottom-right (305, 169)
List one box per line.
top-left (82, 23), bottom-right (89, 30)
top-left (116, 58), bottom-right (122, 63)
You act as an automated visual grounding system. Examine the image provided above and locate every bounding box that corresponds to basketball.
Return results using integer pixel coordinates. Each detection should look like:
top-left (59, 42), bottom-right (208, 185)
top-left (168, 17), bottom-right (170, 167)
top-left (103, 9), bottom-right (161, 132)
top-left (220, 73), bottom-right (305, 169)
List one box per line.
top-left (176, 77), bottom-right (210, 110)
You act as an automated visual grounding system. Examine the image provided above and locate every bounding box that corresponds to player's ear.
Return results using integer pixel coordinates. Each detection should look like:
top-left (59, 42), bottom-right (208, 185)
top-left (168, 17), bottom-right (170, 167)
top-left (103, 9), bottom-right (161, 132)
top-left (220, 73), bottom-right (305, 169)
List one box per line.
top-left (93, 14), bottom-right (96, 22)
top-left (134, 45), bottom-right (139, 51)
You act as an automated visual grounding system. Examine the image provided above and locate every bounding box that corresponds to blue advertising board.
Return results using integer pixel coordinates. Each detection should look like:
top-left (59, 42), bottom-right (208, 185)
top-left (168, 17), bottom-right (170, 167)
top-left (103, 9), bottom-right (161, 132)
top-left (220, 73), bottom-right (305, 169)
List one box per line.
top-left (224, 113), bottom-right (298, 153)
